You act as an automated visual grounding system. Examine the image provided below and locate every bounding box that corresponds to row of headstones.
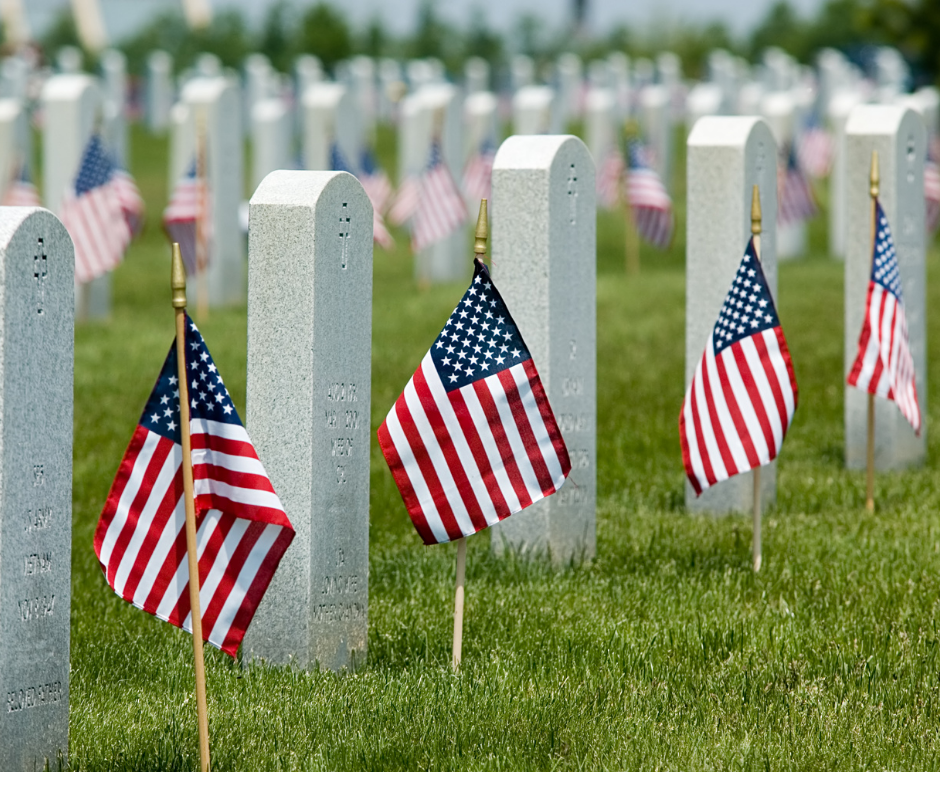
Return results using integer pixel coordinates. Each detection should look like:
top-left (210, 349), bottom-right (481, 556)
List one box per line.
top-left (1, 102), bottom-right (929, 767)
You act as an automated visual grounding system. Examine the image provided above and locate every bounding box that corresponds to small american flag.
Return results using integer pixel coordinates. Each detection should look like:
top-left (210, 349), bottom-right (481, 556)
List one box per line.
top-left (360, 148), bottom-right (393, 215)
top-left (596, 145), bottom-right (624, 210)
top-left (680, 239), bottom-right (798, 496)
top-left (778, 146), bottom-right (817, 228)
top-left (113, 167), bottom-right (145, 236)
top-left (1, 163), bottom-right (41, 207)
top-left (95, 317), bottom-right (294, 657)
top-left (60, 134), bottom-right (131, 285)
top-left (625, 141), bottom-right (673, 249)
top-left (796, 123), bottom-right (832, 180)
top-left (332, 142), bottom-right (394, 250)
top-left (462, 140), bottom-right (497, 203)
top-left (388, 175), bottom-right (419, 226)
top-left (847, 201), bottom-right (920, 434)
top-left (163, 160), bottom-right (210, 277)
top-left (378, 259), bottom-right (571, 545)
top-left (925, 140), bottom-right (940, 235)
top-left (411, 139), bottom-right (468, 252)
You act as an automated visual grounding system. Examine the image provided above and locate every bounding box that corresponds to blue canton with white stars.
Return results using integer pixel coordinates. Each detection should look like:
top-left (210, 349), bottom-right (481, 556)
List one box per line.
top-left (139, 318), bottom-right (242, 443)
top-left (872, 201), bottom-right (904, 301)
top-left (712, 238), bottom-right (780, 354)
top-left (430, 260), bottom-right (531, 393)
top-left (74, 135), bottom-right (116, 196)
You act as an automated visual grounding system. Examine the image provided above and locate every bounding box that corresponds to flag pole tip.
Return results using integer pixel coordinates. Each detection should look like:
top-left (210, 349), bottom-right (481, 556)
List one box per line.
top-left (751, 184), bottom-right (761, 236)
top-left (171, 243), bottom-right (187, 309)
top-left (474, 199), bottom-right (488, 257)
top-left (870, 150), bottom-right (879, 198)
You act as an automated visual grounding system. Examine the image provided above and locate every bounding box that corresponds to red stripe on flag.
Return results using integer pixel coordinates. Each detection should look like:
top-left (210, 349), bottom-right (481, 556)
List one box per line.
top-left (472, 376), bottom-right (533, 509)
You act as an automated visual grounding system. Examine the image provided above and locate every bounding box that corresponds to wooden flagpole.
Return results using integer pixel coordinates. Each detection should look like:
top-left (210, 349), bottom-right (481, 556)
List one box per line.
top-left (866, 151), bottom-right (879, 512)
top-left (622, 123), bottom-right (641, 275)
top-left (195, 111), bottom-right (209, 324)
top-left (171, 243), bottom-right (211, 772)
top-left (453, 199), bottom-right (489, 669)
top-left (750, 184), bottom-right (763, 573)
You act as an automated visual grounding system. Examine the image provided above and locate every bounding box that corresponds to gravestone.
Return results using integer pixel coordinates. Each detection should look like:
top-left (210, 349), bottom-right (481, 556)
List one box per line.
top-left (686, 83), bottom-right (723, 130)
top-left (100, 50), bottom-right (127, 166)
top-left (513, 86), bottom-right (558, 135)
top-left (656, 52), bottom-right (682, 120)
top-left (844, 105), bottom-right (926, 469)
top-left (302, 82), bottom-right (360, 171)
top-left (377, 58), bottom-right (402, 121)
top-left (511, 55), bottom-right (535, 91)
top-left (0, 206), bottom-right (74, 770)
top-left (348, 56), bottom-right (376, 144)
top-left (41, 74), bottom-right (107, 321)
top-left (1, 56), bottom-right (29, 102)
top-left (56, 48), bottom-right (82, 75)
top-left (178, 76), bottom-right (244, 306)
top-left (464, 57), bottom-right (489, 94)
top-left (761, 90), bottom-right (805, 261)
top-left (686, 116), bottom-right (779, 514)
top-left (607, 52), bottom-right (631, 120)
top-left (640, 84), bottom-right (673, 187)
top-left (584, 88), bottom-right (616, 167)
top-left (708, 50), bottom-right (737, 114)
top-left (556, 53), bottom-right (583, 125)
top-left (146, 51), bottom-right (173, 132)
top-left (0, 99), bottom-right (28, 197)
top-left (251, 98), bottom-right (291, 191)
top-left (464, 90), bottom-right (499, 192)
top-left (874, 48), bottom-right (908, 103)
top-left (195, 53), bottom-right (222, 78)
top-left (243, 170), bottom-right (372, 671)
top-left (827, 89), bottom-right (863, 259)
top-left (490, 135), bottom-right (596, 564)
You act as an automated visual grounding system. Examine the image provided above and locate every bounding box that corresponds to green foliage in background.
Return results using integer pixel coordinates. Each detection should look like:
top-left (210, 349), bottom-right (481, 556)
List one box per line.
top-left (59, 121), bottom-right (940, 771)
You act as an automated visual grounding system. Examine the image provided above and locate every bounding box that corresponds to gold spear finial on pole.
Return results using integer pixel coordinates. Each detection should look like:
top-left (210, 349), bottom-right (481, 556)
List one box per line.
top-left (870, 149), bottom-right (880, 199)
top-left (751, 184), bottom-right (762, 238)
top-left (171, 242), bottom-right (187, 308)
top-left (474, 199), bottom-right (488, 258)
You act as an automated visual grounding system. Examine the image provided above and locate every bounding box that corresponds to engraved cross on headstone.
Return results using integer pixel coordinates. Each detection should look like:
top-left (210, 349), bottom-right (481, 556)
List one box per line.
top-left (33, 237), bottom-right (48, 315)
top-left (339, 202), bottom-right (350, 270)
top-left (567, 164), bottom-right (578, 225)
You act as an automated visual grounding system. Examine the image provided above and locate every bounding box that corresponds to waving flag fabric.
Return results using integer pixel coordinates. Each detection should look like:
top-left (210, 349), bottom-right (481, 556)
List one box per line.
top-left (778, 145), bottom-right (817, 227)
top-left (596, 146), bottom-right (624, 209)
top-left (462, 140), bottom-right (497, 203)
top-left (360, 148), bottom-right (393, 215)
top-left (378, 259), bottom-right (571, 545)
top-left (925, 149), bottom-right (940, 235)
top-left (163, 160), bottom-right (210, 277)
top-left (796, 122), bottom-right (832, 180)
top-left (625, 141), bottom-right (673, 249)
top-left (680, 239), bottom-right (798, 496)
top-left (60, 134), bottom-right (131, 284)
top-left (2, 163), bottom-right (40, 206)
top-left (95, 318), bottom-right (294, 657)
top-left (411, 139), bottom-right (468, 252)
top-left (114, 168), bottom-right (145, 236)
top-left (847, 201), bottom-right (920, 434)
top-left (388, 175), bottom-right (419, 226)
top-left (332, 142), bottom-right (394, 249)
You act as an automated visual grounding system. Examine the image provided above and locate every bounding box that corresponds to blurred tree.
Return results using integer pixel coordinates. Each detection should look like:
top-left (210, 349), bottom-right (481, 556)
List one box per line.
top-left (38, 6), bottom-right (88, 68)
top-left (410, 0), bottom-right (446, 61)
top-left (749, 1), bottom-right (807, 60)
top-left (464, 8), bottom-right (503, 67)
top-left (297, 3), bottom-right (353, 73)
top-left (360, 16), bottom-right (388, 59)
top-left (259, 0), bottom-right (296, 73)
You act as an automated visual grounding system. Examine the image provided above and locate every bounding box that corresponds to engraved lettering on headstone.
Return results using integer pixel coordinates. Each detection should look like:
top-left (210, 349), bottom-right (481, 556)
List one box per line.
top-left (33, 238), bottom-right (48, 316)
top-left (24, 553), bottom-right (53, 575)
top-left (339, 202), bottom-right (350, 270)
top-left (567, 163), bottom-right (578, 225)
top-left (7, 681), bottom-right (63, 713)
top-left (331, 437), bottom-right (353, 456)
top-left (18, 595), bottom-right (55, 622)
top-left (562, 377), bottom-right (583, 397)
top-left (24, 507), bottom-right (52, 533)
top-left (33, 464), bottom-right (45, 486)
top-left (344, 410), bottom-right (359, 429)
top-left (569, 339), bottom-right (577, 361)
top-left (335, 465), bottom-right (346, 484)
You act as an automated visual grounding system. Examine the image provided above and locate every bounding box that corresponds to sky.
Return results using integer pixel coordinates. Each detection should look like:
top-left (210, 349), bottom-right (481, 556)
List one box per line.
top-left (26, 0), bottom-right (829, 42)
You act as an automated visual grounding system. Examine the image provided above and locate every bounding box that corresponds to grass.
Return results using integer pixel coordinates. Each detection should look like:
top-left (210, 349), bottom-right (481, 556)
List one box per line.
top-left (64, 123), bottom-right (940, 770)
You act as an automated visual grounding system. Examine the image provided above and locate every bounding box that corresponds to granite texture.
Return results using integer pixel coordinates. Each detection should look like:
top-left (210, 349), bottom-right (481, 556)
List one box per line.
top-left (40, 74), bottom-right (108, 322)
top-left (243, 170), bottom-right (372, 671)
top-left (489, 135), bottom-right (597, 564)
top-left (251, 98), bottom-right (291, 192)
top-left (844, 105), bottom-right (926, 470)
top-left (686, 116), bottom-right (779, 514)
top-left (179, 77), bottom-right (244, 307)
top-left (0, 208), bottom-right (74, 770)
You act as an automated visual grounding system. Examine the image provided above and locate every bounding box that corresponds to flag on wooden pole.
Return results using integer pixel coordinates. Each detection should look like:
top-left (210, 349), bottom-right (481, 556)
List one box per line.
top-left (462, 139), bottom-right (497, 203)
top-left (625, 140), bottom-right (673, 249)
top-left (778, 145), bottom-right (817, 227)
top-left (163, 159), bottom-right (210, 276)
top-left (411, 138), bottom-right (467, 252)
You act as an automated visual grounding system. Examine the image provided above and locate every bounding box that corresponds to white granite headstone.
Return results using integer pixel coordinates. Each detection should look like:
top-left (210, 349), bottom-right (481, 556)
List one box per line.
top-left (0, 99), bottom-right (28, 197)
top-left (464, 57), bottom-right (489, 94)
top-left (0, 206), bottom-right (74, 770)
top-left (100, 50), bottom-right (127, 166)
top-left (844, 105), bottom-right (926, 469)
top-left (686, 116), bottom-right (779, 514)
top-left (251, 98), bottom-right (291, 191)
top-left (556, 53), bottom-right (583, 125)
top-left (761, 90), bottom-right (805, 261)
top-left (513, 86), bottom-right (558, 135)
top-left (244, 170), bottom-right (372, 671)
top-left (146, 51), bottom-right (174, 132)
top-left (490, 135), bottom-right (596, 564)
top-left (827, 89), bottom-right (863, 259)
top-left (302, 82), bottom-right (360, 171)
top-left (640, 85), bottom-right (673, 187)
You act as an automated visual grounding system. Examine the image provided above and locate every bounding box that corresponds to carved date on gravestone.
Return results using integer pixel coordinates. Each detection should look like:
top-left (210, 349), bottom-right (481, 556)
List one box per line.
top-left (326, 382), bottom-right (361, 485)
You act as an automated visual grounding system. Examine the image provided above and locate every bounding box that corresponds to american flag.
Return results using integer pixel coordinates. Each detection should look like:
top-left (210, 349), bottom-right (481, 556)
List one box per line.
top-left (163, 160), bottom-right (210, 277)
top-left (387, 175), bottom-right (419, 226)
top-left (847, 201), bottom-right (920, 434)
top-left (625, 141), bottom-right (673, 249)
top-left (113, 167), bottom-right (145, 236)
top-left (680, 239), bottom-right (798, 496)
top-left (596, 145), bottom-right (625, 210)
top-left (1, 163), bottom-right (41, 207)
top-left (332, 142), bottom-right (394, 250)
top-left (411, 139), bottom-right (468, 252)
top-left (925, 140), bottom-right (940, 235)
top-left (95, 317), bottom-right (294, 657)
top-left (462, 140), bottom-right (497, 203)
top-left (796, 122), bottom-right (832, 180)
top-left (60, 134), bottom-right (131, 284)
top-left (360, 147), bottom-right (393, 215)
top-left (777, 145), bottom-right (817, 228)
top-left (378, 259), bottom-right (571, 545)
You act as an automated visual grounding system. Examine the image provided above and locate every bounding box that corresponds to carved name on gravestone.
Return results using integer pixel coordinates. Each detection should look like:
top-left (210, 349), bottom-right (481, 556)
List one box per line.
top-left (243, 171), bottom-right (372, 671)
top-left (844, 105), bottom-right (926, 469)
top-left (686, 116), bottom-right (779, 514)
top-left (490, 135), bottom-right (596, 563)
top-left (0, 208), bottom-right (74, 770)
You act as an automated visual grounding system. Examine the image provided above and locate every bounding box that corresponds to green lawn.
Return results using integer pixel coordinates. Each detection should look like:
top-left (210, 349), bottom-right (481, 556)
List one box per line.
top-left (65, 124), bottom-right (940, 770)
